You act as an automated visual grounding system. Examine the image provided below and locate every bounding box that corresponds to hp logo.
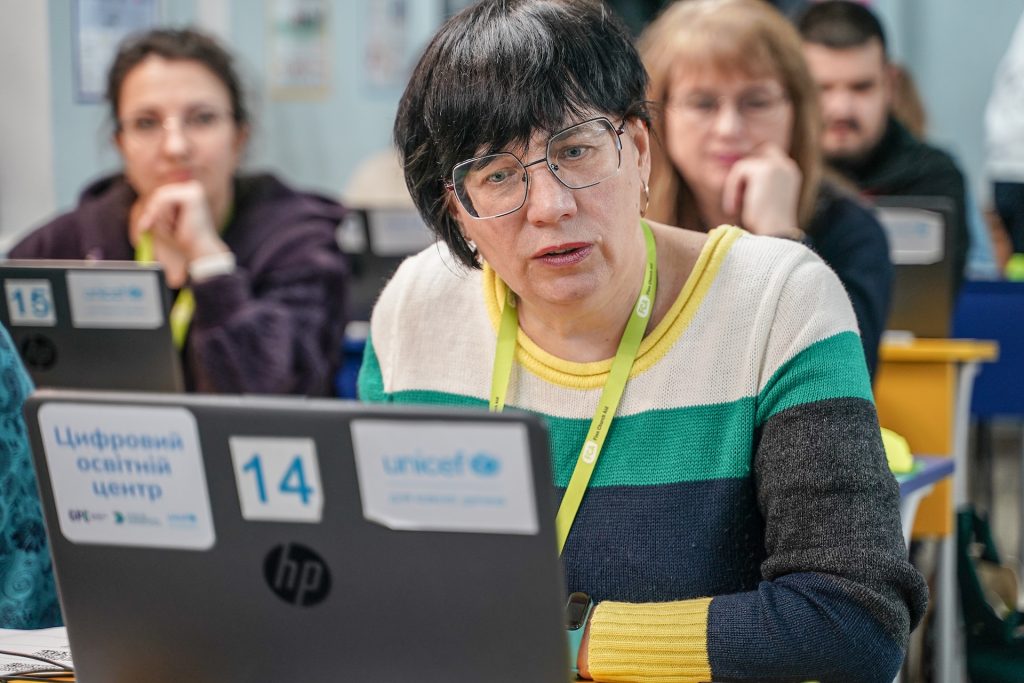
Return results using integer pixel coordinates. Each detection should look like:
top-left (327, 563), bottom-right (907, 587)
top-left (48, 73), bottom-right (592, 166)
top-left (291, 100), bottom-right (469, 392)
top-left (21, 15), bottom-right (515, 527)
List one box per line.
top-left (264, 543), bottom-right (332, 607)
top-left (19, 334), bottom-right (57, 370)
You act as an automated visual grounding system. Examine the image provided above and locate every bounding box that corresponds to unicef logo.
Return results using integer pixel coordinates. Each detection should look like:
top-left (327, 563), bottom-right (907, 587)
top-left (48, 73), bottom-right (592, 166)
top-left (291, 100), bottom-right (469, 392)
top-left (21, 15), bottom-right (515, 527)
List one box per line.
top-left (382, 450), bottom-right (501, 478)
top-left (84, 286), bottom-right (144, 301)
top-left (470, 453), bottom-right (501, 477)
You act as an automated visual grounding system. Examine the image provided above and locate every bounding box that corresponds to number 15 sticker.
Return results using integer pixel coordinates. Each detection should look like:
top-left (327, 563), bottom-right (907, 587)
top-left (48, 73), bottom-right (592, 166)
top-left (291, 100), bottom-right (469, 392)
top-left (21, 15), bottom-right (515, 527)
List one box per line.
top-left (230, 437), bottom-right (323, 523)
top-left (5, 280), bottom-right (56, 326)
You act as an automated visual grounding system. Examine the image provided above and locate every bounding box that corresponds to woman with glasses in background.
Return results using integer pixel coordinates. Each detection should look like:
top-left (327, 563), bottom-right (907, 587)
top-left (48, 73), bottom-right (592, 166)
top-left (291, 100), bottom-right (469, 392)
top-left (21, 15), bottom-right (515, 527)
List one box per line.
top-left (640, 0), bottom-right (892, 377)
top-left (9, 28), bottom-right (348, 395)
top-left (361, 0), bottom-right (925, 680)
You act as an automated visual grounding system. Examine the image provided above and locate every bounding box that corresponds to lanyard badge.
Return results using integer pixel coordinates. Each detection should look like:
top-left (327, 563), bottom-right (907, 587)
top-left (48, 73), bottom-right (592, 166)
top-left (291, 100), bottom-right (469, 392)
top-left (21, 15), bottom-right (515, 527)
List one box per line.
top-left (489, 221), bottom-right (658, 553)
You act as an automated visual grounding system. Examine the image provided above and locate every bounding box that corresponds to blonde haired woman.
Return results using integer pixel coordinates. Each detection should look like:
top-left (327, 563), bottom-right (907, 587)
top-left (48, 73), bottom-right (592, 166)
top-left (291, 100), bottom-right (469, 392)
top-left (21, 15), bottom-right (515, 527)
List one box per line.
top-left (640, 0), bottom-right (892, 375)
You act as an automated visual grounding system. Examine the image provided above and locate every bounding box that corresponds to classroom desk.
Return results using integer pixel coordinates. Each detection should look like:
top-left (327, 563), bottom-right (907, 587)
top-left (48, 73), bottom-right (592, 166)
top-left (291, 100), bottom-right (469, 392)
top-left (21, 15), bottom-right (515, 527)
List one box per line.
top-left (875, 338), bottom-right (998, 683)
top-left (896, 455), bottom-right (956, 548)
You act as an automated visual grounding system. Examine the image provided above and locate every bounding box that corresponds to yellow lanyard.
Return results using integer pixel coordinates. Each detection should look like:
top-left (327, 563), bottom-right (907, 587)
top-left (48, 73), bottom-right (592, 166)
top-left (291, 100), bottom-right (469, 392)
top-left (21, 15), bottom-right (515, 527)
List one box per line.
top-left (490, 220), bottom-right (657, 553)
top-left (134, 232), bottom-right (195, 350)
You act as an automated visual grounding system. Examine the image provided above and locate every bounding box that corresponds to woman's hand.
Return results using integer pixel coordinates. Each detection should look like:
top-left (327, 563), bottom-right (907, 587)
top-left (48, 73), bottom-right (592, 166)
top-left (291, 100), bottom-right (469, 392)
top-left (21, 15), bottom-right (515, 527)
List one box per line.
top-left (721, 143), bottom-right (803, 239)
top-left (130, 180), bottom-right (230, 288)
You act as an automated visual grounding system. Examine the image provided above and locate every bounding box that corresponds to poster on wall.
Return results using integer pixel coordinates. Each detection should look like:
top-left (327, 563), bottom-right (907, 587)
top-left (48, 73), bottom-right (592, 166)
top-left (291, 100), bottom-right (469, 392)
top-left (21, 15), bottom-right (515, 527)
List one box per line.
top-left (363, 0), bottom-right (409, 90)
top-left (73, 0), bottom-right (159, 103)
top-left (268, 0), bottom-right (330, 99)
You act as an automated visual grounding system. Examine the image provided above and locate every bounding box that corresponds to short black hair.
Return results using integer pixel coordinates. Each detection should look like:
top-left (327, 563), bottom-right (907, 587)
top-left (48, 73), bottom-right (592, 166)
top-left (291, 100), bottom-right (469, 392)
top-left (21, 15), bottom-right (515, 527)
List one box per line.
top-left (395, 0), bottom-right (650, 269)
top-left (797, 1), bottom-right (888, 57)
top-left (107, 27), bottom-right (249, 129)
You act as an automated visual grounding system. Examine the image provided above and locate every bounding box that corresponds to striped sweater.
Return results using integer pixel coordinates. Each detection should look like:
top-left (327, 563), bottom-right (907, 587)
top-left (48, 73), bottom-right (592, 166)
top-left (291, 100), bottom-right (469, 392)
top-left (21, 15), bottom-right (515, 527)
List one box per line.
top-left (359, 226), bottom-right (928, 682)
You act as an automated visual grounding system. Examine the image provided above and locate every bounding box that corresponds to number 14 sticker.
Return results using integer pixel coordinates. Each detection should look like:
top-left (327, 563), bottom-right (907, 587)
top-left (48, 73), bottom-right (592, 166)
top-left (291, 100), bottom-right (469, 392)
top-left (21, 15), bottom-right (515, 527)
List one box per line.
top-left (230, 437), bottom-right (323, 523)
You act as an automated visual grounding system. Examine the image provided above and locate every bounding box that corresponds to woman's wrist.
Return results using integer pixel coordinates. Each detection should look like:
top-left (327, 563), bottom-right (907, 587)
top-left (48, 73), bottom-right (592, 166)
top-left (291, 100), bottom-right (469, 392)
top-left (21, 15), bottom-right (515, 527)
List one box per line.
top-left (188, 250), bottom-right (237, 282)
top-left (185, 234), bottom-right (231, 263)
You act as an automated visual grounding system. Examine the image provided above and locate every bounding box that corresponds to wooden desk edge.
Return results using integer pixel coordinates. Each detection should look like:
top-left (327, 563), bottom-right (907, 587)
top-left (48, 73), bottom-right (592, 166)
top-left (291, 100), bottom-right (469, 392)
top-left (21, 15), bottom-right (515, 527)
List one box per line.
top-left (880, 338), bottom-right (999, 363)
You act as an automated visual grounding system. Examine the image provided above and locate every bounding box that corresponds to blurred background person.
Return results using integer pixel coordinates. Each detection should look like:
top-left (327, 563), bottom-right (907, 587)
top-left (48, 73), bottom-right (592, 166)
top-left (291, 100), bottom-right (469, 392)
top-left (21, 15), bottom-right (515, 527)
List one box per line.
top-left (9, 28), bottom-right (348, 395)
top-left (640, 0), bottom-right (892, 376)
top-left (0, 323), bottom-right (60, 629)
top-left (986, 8), bottom-right (1024, 279)
top-left (798, 0), bottom-right (973, 292)
top-left (889, 60), bottom-right (1001, 281)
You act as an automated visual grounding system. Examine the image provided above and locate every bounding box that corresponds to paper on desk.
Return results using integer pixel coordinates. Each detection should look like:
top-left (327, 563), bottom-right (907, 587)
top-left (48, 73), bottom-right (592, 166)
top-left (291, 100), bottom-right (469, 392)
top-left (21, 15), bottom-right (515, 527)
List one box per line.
top-left (0, 627), bottom-right (72, 673)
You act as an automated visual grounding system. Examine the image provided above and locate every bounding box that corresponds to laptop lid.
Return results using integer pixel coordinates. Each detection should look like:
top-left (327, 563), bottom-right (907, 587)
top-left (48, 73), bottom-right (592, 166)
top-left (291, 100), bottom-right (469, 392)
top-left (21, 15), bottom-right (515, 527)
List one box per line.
top-left (25, 390), bottom-right (568, 683)
top-left (872, 195), bottom-right (958, 338)
top-left (0, 261), bottom-right (183, 392)
top-left (339, 208), bottom-right (435, 322)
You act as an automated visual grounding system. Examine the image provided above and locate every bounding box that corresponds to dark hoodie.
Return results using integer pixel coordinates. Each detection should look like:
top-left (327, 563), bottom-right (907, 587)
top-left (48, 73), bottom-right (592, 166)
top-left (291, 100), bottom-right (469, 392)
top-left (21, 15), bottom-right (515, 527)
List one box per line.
top-left (830, 116), bottom-right (969, 295)
top-left (10, 173), bottom-right (349, 395)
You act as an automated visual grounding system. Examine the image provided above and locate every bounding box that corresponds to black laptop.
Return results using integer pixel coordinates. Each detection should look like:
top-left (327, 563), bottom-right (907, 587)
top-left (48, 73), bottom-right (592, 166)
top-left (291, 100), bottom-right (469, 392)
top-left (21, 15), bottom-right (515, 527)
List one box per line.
top-left (873, 195), bottom-right (958, 338)
top-left (0, 260), bottom-right (183, 391)
top-left (25, 390), bottom-right (568, 683)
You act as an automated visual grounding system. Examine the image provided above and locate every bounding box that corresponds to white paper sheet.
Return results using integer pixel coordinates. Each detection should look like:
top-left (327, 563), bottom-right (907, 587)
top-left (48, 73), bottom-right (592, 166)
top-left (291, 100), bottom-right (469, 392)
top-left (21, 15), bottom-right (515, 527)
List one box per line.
top-left (0, 627), bottom-right (72, 674)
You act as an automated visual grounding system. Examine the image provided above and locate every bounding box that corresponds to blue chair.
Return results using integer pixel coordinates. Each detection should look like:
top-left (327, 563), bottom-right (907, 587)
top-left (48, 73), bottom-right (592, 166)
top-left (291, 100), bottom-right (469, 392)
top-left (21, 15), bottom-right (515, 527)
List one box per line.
top-left (953, 281), bottom-right (1024, 683)
top-left (334, 333), bottom-right (367, 399)
top-left (952, 280), bottom-right (1024, 503)
top-left (953, 281), bottom-right (1024, 420)
top-left (953, 281), bottom-right (1024, 513)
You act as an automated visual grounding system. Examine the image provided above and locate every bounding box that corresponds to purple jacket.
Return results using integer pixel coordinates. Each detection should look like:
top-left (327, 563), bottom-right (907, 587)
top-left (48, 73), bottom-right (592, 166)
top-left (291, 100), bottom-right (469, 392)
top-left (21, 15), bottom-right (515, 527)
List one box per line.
top-left (10, 173), bottom-right (348, 396)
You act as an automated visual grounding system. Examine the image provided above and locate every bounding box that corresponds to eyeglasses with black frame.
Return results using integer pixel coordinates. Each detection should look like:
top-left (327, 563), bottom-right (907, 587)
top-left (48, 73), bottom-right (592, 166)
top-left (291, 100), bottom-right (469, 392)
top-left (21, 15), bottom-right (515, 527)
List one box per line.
top-left (445, 117), bottom-right (626, 219)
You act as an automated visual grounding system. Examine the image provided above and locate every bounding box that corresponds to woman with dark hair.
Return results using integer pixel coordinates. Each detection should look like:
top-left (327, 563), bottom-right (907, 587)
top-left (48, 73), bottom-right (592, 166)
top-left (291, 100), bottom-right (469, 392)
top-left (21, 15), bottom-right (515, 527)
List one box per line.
top-left (10, 28), bottom-right (348, 395)
top-left (640, 0), bottom-right (892, 376)
top-left (361, 0), bottom-right (925, 681)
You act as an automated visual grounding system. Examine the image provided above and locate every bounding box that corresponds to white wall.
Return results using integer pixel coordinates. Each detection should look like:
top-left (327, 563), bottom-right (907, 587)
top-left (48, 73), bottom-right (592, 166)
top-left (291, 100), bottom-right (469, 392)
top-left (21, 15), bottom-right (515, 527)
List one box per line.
top-left (874, 0), bottom-right (1023, 204)
top-left (0, 1), bottom-right (56, 248)
top-left (227, 0), bottom-right (442, 199)
top-left (7, 0), bottom-right (1021, 242)
top-left (5, 0), bottom-right (442, 247)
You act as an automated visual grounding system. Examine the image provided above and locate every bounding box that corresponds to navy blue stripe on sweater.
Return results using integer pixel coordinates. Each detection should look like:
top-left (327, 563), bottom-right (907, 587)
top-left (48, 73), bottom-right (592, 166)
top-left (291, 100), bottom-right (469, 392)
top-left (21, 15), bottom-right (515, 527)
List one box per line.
top-left (707, 571), bottom-right (905, 683)
top-left (558, 477), bottom-right (766, 604)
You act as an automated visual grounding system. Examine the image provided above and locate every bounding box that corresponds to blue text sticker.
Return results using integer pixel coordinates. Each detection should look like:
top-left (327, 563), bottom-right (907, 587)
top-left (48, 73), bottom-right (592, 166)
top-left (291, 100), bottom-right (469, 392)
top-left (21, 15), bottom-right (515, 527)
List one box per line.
top-left (350, 420), bottom-right (537, 535)
top-left (38, 403), bottom-right (215, 550)
top-left (5, 279), bottom-right (56, 326)
top-left (230, 437), bottom-right (323, 523)
top-left (66, 270), bottom-right (163, 328)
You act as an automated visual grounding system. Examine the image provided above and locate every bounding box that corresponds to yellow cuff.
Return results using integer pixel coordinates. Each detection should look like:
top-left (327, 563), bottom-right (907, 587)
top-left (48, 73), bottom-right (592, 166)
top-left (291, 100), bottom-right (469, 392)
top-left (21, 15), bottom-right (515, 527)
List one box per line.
top-left (587, 597), bottom-right (713, 683)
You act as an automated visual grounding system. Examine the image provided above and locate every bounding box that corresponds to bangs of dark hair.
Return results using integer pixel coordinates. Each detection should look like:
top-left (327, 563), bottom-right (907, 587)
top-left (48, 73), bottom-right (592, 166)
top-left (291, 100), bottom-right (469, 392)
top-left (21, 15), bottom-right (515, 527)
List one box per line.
top-left (426, 0), bottom-right (647, 163)
top-left (395, 0), bottom-right (648, 269)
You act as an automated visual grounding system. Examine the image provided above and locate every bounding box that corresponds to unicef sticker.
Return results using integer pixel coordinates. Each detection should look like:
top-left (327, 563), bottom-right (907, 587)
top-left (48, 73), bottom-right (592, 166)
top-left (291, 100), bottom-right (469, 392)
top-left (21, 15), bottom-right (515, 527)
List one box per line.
top-left (350, 420), bottom-right (538, 535)
top-left (66, 270), bottom-right (163, 328)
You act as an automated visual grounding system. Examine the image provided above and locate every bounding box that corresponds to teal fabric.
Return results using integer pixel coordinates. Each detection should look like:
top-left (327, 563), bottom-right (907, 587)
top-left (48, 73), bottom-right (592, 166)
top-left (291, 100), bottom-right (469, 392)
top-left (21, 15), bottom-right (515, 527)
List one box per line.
top-left (0, 325), bottom-right (61, 628)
